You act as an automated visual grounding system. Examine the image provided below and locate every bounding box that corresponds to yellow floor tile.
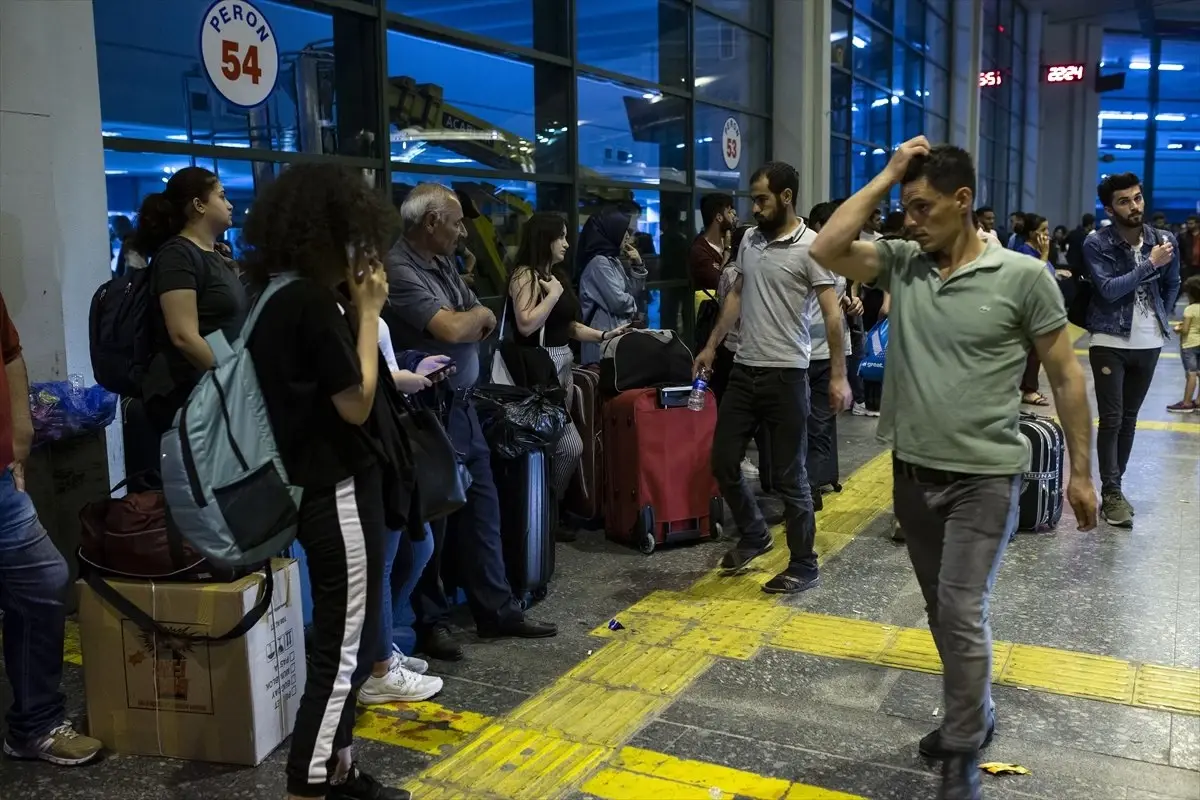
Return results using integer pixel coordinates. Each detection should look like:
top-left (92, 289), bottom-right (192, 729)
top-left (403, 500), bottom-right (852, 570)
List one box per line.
top-left (354, 703), bottom-right (491, 756)
top-left (999, 644), bottom-right (1137, 703)
top-left (583, 768), bottom-right (720, 800)
top-left (783, 784), bottom-right (868, 800)
top-left (423, 724), bottom-right (610, 800)
top-left (623, 590), bottom-right (712, 620)
top-left (566, 641), bottom-right (713, 696)
top-left (771, 612), bottom-right (897, 662)
top-left (701, 600), bottom-right (794, 633)
top-left (1133, 664), bottom-right (1200, 715)
top-left (671, 624), bottom-right (764, 660)
top-left (64, 620), bottom-right (82, 666)
top-left (876, 629), bottom-right (1013, 681)
top-left (400, 780), bottom-right (489, 800)
top-left (589, 612), bottom-right (692, 646)
top-left (612, 746), bottom-right (793, 800)
top-left (509, 680), bottom-right (670, 746)
top-left (685, 568), bottom-right (778, 601)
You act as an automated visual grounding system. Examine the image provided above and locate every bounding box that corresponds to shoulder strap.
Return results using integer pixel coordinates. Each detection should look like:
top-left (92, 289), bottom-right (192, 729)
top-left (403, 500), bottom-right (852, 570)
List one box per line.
top-left (83, 564), bottom-right (274, 644)
top-left (238, 272), bottom-right (299, 345)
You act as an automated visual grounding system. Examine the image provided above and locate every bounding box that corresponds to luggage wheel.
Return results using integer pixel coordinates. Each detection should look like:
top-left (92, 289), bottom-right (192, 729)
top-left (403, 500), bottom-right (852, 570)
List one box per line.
top-left (532, 585), bottom-right (549, 602)
top-left (636, 505), bottom-right (656, 555)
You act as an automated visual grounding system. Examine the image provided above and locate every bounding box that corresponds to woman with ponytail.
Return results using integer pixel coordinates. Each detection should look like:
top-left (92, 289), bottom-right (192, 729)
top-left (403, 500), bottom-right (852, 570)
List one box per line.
top-left (133, 167), bottom-right (247, 432)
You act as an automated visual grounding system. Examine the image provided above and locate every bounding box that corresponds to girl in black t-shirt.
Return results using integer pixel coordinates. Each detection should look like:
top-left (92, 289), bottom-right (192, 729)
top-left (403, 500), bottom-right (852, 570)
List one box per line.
top-left (240, 164), bottom-right (410, 800)
top-left (130, 167), bottom-right (248, 434)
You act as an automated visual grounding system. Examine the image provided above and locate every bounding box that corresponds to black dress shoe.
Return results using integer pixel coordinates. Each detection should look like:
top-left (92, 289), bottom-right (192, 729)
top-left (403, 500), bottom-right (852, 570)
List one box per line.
top-left (920, 712), bottom-right (996, 759)
top-left (940, 751), bottom-right (981, 800)
top-left (477, 618), bottom-right (557, 639)
top-left (718, 539), bottom-right (773, 572)
top-left (415, 624), bottom-right (463, 661)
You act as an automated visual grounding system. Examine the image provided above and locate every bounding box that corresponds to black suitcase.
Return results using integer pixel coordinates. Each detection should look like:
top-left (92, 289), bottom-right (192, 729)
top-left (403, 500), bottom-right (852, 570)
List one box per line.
top-left (491, 448), bottom-right (554, 608)
top-left (1017, 413), bottom-right (1064, 532)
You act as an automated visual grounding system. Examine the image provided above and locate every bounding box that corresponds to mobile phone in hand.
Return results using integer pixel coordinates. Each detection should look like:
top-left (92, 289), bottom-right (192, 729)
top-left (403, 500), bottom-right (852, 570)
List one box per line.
top-left (426, 361), bottom-right (455, 381)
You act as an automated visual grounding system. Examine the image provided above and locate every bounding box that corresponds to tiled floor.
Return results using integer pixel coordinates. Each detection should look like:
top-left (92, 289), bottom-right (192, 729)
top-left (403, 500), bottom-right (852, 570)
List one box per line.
top-left (1, 339), bottom-right (1197, 799)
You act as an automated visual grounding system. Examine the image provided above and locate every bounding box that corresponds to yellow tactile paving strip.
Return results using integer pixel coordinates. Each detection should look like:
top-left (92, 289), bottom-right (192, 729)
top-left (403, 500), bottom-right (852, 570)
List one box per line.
top-left (402, 451), bottom-right (895, 799)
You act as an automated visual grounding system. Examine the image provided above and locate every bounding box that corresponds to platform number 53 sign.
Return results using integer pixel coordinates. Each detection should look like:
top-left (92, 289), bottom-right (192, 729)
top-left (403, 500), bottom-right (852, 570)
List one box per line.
top-left (200, 0), bottom-right (279, 108)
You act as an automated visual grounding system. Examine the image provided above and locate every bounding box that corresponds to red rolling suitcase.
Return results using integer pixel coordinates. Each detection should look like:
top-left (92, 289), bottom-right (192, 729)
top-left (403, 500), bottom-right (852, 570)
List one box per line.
top-left (603, 386), bottom-right (723, 554)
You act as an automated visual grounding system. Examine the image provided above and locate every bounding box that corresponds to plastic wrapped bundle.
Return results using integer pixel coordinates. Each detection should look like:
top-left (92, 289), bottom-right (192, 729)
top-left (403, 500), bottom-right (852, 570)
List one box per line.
top-left (29, 375), bottom-right (118, 445)
top-left (469, 384), bottom-right (568, 460)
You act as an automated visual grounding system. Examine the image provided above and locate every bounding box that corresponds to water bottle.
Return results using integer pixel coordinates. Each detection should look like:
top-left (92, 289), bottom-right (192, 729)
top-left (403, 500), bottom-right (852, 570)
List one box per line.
top-left (68, 373), bottom-right (86, 403)
top-left (687, 367), bottom-right (712, 411)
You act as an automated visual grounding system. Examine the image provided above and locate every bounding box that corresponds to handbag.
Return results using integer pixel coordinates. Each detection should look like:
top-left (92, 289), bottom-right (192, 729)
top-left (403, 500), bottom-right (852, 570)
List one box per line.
top-left (397, 395), bottom-right (472, 523)
top-left (489, 295), bottom-right (560, 391)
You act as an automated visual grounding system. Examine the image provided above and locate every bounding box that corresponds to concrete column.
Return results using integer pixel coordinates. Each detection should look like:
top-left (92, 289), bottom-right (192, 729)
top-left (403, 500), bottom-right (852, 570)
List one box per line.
top-left (1036, 22), bottom-right (1104, 226)
top-left (1020, 9), bottom-right (1044, 213)
top-left (948, 0), bottom-right (982, 152)
top-left (1, 0), bottom-right (119, 588)
top-left (773, 0), bottom-right (830, 213)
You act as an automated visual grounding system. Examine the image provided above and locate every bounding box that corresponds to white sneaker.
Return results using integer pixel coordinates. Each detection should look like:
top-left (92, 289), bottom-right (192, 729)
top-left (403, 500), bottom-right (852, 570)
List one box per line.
top-left (851, 402), bottom-right (868, 416)
top-left (866, 409), bottom-right (881, 418)
top-left (393, 644), bottom-right (428, 675)
top-left (359, 657), bottom-right (443, 704)
top-left (740, 458), bottom-right (760, 479)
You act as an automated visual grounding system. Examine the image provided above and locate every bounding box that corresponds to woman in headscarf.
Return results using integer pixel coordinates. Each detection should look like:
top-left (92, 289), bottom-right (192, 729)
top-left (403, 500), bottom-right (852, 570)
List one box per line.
top-left (576, 207), bottom-right (648, 364)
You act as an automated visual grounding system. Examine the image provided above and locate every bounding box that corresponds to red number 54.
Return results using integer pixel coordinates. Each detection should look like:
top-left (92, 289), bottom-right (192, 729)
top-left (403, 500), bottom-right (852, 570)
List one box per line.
top-left (221, 40), bottom-right (263, 85)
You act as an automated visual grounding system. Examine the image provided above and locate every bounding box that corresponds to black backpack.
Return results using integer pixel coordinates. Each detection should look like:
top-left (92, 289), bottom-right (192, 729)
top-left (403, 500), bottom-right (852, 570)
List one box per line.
top-left (88, 266), bottom-right (155, 397)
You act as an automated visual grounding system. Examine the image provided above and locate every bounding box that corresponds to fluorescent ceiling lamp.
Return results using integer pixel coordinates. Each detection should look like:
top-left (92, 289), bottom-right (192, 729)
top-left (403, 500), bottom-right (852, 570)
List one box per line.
top-left (1098, 111), bottom-right (1148, 121)
top-left (694, 76), bottom-right (718, 88)
top-left (1156, 113), bottom-right (1186, 122)
top-left (830, 31), bottom-right (847, 41)
top-left (852, 36), bottom-right (867, 48)
top-left (436, 158), bottom-right (474, 164)
top-left (1167, 143), bottom-right (1183, 149)
top-left (1129, 61), bottom-right (1152, 69)
top-left (1129, 61), bottom-right (1183, 70)
top-left (1114, 143), bottom-right (1132, 149)
top-left (104, 169), bottom-right (128, 175)
top-left (871, 98), bottom-right (890, 108)
top-left (166, 134), bottom-right (189, 141)
top-left (101, 131), bottom-right (121, 137)
top-left (872, 148), bottom-right (886, 154)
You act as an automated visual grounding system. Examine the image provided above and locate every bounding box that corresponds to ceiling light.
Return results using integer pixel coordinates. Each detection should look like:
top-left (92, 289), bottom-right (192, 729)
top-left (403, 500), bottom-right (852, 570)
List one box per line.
top-left (1114, 143), bottom-right (1132, 150)
top-left (852, 36), bottom-right (867, 49)
top-left (1156, 113), bottom-right (1186, 122)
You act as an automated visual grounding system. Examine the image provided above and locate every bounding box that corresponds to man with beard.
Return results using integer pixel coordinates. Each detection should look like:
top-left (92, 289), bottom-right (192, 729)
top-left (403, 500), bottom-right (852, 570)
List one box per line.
top-left (690, 193), bottom-right (738, 291)
top-left (1082, 172), bottom-right (1180, 528)
top-left (809, 139), bottom-right (1097, 800)
top-left (385, 183), bottom-right (557, 660)
top-left (694, 162), bottom-right (852, 595)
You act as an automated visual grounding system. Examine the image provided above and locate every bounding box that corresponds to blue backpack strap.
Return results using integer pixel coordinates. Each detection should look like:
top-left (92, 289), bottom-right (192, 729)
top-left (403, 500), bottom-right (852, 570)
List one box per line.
top-left (236, 272), bottom-right (299, 346)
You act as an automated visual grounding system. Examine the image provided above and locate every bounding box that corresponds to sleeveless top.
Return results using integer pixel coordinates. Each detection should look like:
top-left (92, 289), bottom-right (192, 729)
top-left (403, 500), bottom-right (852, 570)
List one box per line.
top-left (512, 264), bottom-right (581, 348)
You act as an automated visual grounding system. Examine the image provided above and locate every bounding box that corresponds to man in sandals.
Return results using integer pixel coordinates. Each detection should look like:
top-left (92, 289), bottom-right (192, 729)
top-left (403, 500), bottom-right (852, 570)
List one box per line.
top-left (809, 139), bottom-right (1098, 799)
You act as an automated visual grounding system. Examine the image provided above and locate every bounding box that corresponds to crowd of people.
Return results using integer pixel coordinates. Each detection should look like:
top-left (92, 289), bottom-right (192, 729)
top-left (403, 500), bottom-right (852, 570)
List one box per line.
top-left (0, 133), bottom-right (1188, 800)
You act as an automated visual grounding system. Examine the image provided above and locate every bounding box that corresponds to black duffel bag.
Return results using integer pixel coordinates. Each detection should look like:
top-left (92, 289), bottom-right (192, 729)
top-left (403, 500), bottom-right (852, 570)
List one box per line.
top-left (598, 329), bottom-right (693, 396)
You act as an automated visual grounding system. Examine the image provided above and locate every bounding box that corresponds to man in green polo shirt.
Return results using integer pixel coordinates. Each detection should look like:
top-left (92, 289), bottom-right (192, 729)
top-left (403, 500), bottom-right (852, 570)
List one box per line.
top-left (810, 139), bottom-right (1098, 800)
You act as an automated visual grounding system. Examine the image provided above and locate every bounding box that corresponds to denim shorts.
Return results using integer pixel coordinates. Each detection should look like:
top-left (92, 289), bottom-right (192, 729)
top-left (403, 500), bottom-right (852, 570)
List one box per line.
top-left (1183, 346), bottom-right (1200, 374)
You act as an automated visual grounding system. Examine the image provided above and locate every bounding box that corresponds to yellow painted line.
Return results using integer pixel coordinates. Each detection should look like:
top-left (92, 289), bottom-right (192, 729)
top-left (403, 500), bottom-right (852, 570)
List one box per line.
top-left (508, 681), bottom-right (671, 747)
top-left (353, 702), bottom-right (491, 756)
top-left (421, 724), bottom-right (610, 800)
top-left (585, 747), bottom-right (865, 800)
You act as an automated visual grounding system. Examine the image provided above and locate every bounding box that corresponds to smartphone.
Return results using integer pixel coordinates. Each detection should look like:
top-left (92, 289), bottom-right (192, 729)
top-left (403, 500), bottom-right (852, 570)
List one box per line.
top-left (426, 361), bottom-right (455, 381)
top-left (346, 243), bottom-right (362, 280)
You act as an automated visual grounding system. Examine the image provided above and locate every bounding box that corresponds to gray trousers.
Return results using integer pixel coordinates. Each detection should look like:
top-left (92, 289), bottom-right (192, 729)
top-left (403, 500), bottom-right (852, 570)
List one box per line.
top-left (892, 462), bottom-right (1020, 752)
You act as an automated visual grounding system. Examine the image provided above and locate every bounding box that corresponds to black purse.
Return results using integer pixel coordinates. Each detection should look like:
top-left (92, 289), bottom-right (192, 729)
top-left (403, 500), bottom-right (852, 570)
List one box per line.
top-left (397, 395), bottom-right (472, 523)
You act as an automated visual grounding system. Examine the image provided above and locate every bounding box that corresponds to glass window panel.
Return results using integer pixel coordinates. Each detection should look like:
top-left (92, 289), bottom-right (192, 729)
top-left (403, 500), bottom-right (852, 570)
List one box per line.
top-left (852, 17), bottom-right (891, 87)
top-left (925, 112), bottom-right (948, 143)
top-left (696, 0), bottom-right (772, 32)
top-left (926, 63), bottom-right (949, 118)
top-left (577, 0), bottom-right (688, 87)
top-left (1152, 97), bottom-right (1200, 218)
top-left (385, 29), bottom-right (570, 174)
top-left (831, 4), bottom-right (852, 69)
top-left (390, 172), bottom-right (571, 299)
top-left (579, 188), bottom-right (693, 283)
top-left (1008, 146), bottom-right (1022, 188)
top-left (925, 7), bottom-right (949, 66)
top-left (852, 81), bottom-right (891, 145)
top-left (978, 136), bottom-right (994, 187)
top-left (386, 0), bottom-right (567, 56)
top-left (865, 0), bottom-right (894, 30)
top-left (577, 74), bottom-right (687, 184)
top-left (896, 0), bottom-right (926, 54)
top-left (831, 70), bottom-right (853, 135)
top-left (981, 97), bottom-right (996, 144)
top-left (1159, 39), bottom-right (1200, 105)
top-left (852, 145), bottom-right (890, 192)
top-left (694, 105), bottom-right (767, 193)
top-left (830, 136), bottom-right (851, 200)
top-left (900, 99), bottom-right (924, 144)
top-left (1098, 33), bottom-right (1153, 101)
top-left (894, 45), bottom-right (924, 100)
top-left (94, 0), bottom-right (380, 156)
top-left (695, 11), bottom-right (770, 112)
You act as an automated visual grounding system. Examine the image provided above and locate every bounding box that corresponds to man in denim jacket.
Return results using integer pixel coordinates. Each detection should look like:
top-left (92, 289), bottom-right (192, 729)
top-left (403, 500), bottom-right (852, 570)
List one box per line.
top-left (1082, 172), bottom-right (1180, 528)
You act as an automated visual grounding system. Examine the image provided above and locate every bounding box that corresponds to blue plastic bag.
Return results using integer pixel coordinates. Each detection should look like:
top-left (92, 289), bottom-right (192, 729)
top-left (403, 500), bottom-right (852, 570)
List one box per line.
top-left (857, 319), bottom-right (889, 382)
top-left (29, 375), bottom-right (118, 445)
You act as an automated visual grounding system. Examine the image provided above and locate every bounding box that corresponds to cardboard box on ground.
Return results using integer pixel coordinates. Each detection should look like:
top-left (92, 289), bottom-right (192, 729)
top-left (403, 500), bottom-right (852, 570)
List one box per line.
top-left (76, 558), bottom-right (305, 765)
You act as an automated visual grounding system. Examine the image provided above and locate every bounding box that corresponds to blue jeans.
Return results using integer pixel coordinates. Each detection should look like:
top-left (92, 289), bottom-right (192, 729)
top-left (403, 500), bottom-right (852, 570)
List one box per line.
top-left (377, 524), bottom-right (434, 661)
top-left (0, 468), bottom-right (70, 746)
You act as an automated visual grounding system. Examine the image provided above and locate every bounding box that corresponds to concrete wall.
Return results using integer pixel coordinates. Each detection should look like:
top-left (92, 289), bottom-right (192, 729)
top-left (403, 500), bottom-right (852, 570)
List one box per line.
top-left (772, 0), bottom-right (832, 214)
top-left (1, 0), bottom-right (120, 590)
top-left (948, 0), bottom-right (983, 152)
top-left (1036, 22), bottom-right (1105, 227)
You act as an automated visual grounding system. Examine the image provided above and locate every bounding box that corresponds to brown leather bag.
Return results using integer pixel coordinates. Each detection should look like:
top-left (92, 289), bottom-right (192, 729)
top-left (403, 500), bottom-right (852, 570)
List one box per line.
top-left (79, 474), bottom-right (240, 581)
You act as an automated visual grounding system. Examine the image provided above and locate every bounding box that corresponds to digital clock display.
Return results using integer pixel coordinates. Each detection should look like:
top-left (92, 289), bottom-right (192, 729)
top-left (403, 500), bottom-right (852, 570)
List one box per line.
top-left (979, 69), bottom-right (1003, 87)
top-left (1045, 63), bottom-right (1086, 83)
